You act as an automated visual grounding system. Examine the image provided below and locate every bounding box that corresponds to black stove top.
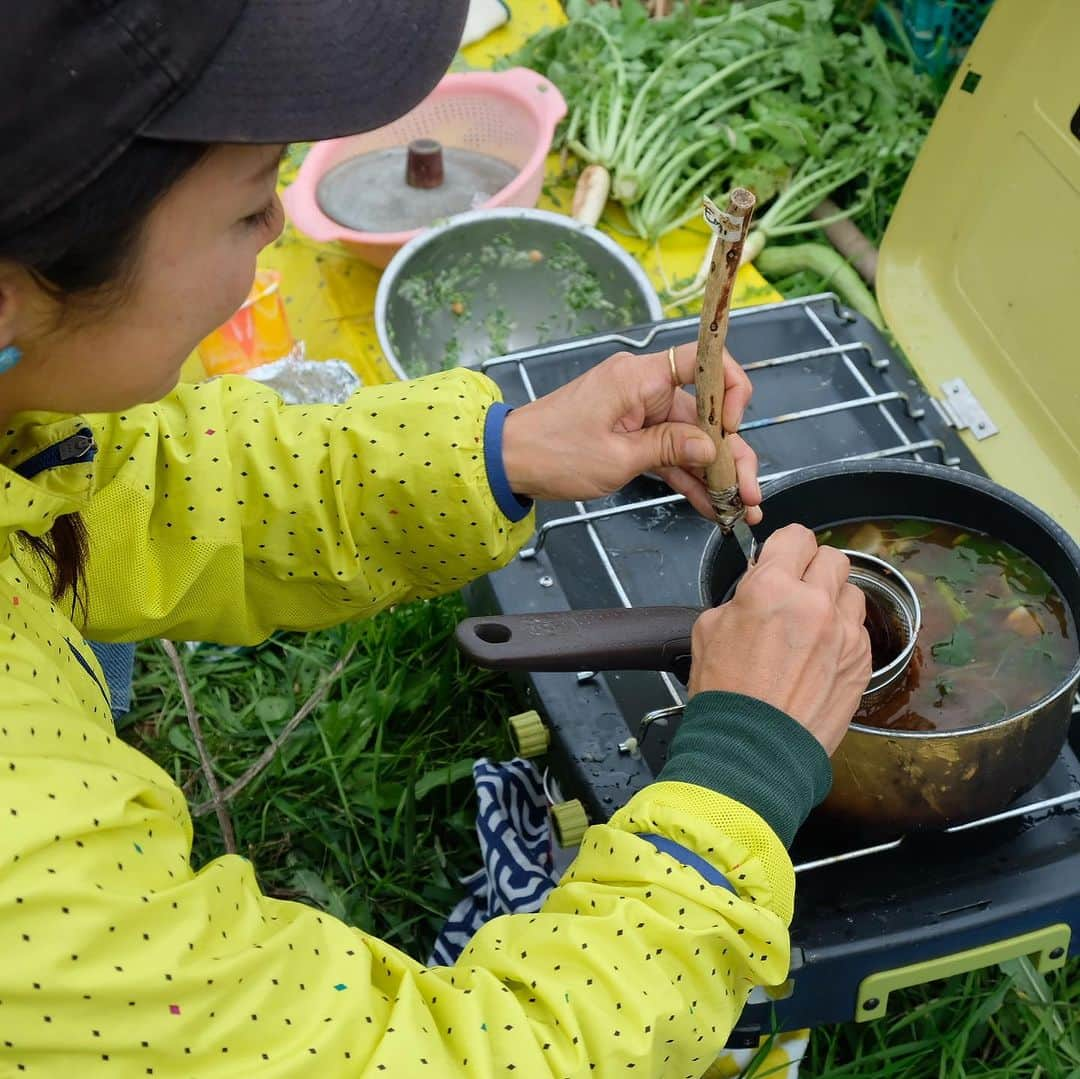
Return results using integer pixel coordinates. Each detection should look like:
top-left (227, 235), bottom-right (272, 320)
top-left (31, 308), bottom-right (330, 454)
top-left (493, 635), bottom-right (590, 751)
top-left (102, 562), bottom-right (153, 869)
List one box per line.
top-left (464, 294), bottom-right (1080, 1037)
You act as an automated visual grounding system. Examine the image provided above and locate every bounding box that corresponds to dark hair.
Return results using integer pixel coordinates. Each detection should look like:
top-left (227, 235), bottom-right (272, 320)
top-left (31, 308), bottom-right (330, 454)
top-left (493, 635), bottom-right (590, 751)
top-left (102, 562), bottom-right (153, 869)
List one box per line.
top-left (1, 138), bottom-right (209, 608)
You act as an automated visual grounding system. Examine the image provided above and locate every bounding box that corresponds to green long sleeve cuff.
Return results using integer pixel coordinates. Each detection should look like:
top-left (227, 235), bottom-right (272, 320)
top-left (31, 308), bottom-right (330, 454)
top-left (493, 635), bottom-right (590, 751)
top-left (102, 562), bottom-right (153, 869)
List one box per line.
top-left (657, 691), bottom-right (833, 848)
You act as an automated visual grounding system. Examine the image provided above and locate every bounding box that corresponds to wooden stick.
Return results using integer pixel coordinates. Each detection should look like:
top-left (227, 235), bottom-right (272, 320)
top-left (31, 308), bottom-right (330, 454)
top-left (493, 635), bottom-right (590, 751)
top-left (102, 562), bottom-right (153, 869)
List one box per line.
top-left (161, 640), bottom-right (237, 853)
top-left (695, 187), bottom-right (756, 530)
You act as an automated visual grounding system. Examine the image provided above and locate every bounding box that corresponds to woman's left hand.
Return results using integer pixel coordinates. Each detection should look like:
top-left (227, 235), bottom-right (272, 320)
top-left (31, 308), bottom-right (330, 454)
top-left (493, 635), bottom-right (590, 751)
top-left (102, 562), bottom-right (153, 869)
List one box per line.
top-left (501, 343), bottom-right (762, 523)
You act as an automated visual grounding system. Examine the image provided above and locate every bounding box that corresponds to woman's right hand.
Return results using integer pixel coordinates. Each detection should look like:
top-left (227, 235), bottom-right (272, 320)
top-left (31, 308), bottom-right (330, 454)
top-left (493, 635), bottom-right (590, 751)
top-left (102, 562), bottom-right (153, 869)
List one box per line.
top-left (688, 524), bottom-right (872, 755)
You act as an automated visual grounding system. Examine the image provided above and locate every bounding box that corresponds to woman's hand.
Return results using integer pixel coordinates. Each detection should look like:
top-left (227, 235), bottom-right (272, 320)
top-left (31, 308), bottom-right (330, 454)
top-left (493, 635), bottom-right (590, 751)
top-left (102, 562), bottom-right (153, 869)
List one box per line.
top-left (500, 343), bottom-right (762, 523)
top-left (688, 525), bottom-right (872, 754)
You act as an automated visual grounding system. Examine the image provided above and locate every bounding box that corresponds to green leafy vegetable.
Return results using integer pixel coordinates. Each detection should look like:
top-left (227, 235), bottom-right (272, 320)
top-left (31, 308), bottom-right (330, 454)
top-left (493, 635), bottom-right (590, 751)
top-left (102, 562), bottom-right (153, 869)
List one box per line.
top-left (931, 625), bottom-right (976, 667)
top-left (1014, 645), bottom-right (1058, 680)
top-left (483, 307), bottom-right (515, 356)
top-left (506, 0), bottom-right (938, 248)
top-left (892, 519), bottom-right (937, 539)
top-left (443, 336), bottom-right (462, 368)
top-left (943, 546), bottom-right (980, 588)
top-left (398, 264), bottom-right (481, 327)
top-left (934, 577), bottom-right (972, 624)
top-left (507, 0), bottom-right (942, 316)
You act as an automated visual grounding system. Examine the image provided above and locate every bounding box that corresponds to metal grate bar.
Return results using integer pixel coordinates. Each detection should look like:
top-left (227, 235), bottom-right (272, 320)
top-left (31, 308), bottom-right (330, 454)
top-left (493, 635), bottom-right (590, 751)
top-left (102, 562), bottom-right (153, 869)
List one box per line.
top-left (742, 341), bottom-right (883, 374)
top-left (794, 837), bottom-right (904, 874)
top-left (492, 294), bottom-right (1080, 868)
top-left (480, 293), bottom-right (857, 373)
top-left (762, 439), bottom-right (959, 482)
top-left (504, 309), bottom-right (938, 558)
top-left (520, 494), bottom-right (682, 560)
top-left (740, 390), bottom-right (923, 432)
top-left (794, 787), bottom-right (1080, 874)
top-left (944, 788), bottom-right (1080, 832)
top-left (521, 439), bottom-right (954, 558)
top-left (802, 304), bottom-right (923, 461)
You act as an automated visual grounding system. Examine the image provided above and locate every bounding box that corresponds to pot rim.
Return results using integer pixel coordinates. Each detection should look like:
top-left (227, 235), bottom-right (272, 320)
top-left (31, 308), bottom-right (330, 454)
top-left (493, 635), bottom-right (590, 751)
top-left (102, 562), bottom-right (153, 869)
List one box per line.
top-left (697, 458), bottom-right (1080, 740)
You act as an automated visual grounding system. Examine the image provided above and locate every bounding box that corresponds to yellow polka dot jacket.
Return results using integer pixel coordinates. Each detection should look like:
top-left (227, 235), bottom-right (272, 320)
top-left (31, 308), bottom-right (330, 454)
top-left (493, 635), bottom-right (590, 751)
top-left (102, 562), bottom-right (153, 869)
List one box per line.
top-left (0, 370), bottom-right (809, 1077)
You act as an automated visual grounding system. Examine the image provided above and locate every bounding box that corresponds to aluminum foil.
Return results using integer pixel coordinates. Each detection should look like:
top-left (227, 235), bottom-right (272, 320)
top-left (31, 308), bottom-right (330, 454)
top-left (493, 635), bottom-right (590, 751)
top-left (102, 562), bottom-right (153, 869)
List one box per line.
top-left (243, 343), bottom-right (362, 405)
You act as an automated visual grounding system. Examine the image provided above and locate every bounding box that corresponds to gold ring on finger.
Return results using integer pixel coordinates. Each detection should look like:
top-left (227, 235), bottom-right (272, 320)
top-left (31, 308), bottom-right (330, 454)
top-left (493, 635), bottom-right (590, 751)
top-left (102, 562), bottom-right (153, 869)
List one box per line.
top-left (667, 345), bottom-right (680, 389)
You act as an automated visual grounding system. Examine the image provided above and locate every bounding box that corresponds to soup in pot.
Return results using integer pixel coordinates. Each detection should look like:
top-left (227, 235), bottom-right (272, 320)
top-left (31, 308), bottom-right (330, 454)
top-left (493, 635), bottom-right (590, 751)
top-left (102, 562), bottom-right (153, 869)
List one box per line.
top-left (816, 519), bottom-right (1077, 732)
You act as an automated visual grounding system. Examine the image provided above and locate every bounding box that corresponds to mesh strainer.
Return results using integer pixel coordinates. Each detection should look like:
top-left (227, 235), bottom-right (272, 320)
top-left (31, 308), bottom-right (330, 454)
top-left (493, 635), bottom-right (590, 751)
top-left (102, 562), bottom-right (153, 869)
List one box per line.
top-left (844, 549), bottom-right (922, 711)
top-left (281, 68), bottom-right (567, 268)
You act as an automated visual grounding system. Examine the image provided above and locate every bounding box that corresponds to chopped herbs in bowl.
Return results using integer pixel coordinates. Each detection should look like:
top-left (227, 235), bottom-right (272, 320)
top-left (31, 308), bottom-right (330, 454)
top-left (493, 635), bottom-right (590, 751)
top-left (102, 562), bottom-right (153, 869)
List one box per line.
top-left (374, 208), bottom-right (662, 379)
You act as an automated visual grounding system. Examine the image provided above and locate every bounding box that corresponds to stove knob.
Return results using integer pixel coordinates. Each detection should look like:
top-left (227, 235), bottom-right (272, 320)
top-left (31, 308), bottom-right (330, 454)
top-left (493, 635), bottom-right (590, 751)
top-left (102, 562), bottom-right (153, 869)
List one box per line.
top-left (508, 710), bottom-right (550, 758)
top-left (550, 799), bottom-right (589, 848)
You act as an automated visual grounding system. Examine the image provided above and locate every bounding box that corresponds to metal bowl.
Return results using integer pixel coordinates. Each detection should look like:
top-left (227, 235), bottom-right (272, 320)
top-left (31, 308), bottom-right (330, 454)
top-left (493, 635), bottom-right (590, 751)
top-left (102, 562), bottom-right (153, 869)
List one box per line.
top-left (374, 208), bottom-right (663, 380)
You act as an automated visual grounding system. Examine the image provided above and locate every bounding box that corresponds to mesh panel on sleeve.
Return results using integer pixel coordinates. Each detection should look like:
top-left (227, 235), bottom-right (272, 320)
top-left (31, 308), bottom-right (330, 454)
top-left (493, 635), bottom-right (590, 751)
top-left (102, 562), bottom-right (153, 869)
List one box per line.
top-left (81, 481), bottom-right (262, 644)
top-left (612, 781), bottom-right (796, 924)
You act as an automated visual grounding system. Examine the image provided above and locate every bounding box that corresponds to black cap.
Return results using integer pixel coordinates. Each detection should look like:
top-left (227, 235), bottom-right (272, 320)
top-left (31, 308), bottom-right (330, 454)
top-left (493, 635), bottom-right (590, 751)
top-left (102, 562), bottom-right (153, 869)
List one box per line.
top-left (0, 0), bottom-right (469, 237)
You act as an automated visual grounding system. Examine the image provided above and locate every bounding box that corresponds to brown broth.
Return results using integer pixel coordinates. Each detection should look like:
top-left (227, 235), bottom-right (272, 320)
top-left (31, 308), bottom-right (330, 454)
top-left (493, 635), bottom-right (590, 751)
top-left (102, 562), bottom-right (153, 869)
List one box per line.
top-left (816, 519), bottom-right (1078, 732)
top-left (863, 591), bottom-right (906, 672)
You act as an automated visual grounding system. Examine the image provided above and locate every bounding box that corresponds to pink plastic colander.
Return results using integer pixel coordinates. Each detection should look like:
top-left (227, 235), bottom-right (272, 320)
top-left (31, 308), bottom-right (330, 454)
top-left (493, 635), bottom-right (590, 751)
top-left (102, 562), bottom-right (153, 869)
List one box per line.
top-left (281, 68), bottom-right (567, 268)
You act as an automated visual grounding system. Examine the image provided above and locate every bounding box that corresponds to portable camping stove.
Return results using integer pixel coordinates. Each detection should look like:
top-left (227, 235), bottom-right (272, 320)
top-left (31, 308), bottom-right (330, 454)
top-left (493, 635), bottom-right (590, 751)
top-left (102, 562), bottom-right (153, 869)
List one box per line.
top-left (463, 295), bottom-right (1080, 1041)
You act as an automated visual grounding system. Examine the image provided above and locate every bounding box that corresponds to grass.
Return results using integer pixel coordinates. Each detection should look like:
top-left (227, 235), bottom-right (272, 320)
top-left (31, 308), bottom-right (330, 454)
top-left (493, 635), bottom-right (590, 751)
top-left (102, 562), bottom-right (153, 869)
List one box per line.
top-left (804, 961), bottom-right (1080, 1078)
top-left (126, 592), bottom-right (1079, 1075)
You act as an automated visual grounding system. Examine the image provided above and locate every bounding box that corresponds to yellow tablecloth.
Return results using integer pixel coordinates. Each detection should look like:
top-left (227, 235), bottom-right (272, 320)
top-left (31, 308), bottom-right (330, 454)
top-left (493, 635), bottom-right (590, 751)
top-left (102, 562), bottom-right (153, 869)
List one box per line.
top-left (184, 0), bottom-right (780, 386)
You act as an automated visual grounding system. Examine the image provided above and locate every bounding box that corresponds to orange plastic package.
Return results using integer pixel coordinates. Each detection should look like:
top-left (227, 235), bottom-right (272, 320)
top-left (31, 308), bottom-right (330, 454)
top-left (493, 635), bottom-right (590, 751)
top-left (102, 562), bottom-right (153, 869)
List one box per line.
top-left (195, 269), bottom-right (295, 376)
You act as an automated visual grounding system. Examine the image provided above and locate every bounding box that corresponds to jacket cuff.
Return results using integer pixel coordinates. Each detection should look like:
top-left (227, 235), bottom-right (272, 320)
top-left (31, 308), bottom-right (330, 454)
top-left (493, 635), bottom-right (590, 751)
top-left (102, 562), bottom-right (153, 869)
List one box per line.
top-left (610, 782), bottom-right (795, 923)
top-left (483, 402), bottom-right (533, 523)
top-left (657, 691), bottom-right (832, 848)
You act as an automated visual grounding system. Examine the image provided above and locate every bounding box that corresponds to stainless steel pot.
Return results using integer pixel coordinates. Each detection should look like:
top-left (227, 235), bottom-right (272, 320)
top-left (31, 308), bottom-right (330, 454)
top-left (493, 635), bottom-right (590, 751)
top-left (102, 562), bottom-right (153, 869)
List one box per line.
top-left (374, 208), bottom-right (663, 380)
top-left (456, 460), bottom-right (1080, 831)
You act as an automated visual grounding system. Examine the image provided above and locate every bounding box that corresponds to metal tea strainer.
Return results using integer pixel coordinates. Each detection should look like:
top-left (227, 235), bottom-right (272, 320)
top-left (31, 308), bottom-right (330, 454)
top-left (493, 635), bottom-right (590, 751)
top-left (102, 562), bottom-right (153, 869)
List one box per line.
top-left (843, 549), bottom-right (922, 711)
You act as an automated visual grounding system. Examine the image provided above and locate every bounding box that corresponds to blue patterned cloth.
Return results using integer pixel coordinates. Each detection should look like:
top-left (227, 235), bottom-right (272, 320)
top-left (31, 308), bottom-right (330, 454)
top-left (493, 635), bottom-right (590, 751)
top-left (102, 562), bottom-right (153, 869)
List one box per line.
top-left (430, 758), bottom-right (558, 966)
top-left (86, 640), bottom-right (136, 719)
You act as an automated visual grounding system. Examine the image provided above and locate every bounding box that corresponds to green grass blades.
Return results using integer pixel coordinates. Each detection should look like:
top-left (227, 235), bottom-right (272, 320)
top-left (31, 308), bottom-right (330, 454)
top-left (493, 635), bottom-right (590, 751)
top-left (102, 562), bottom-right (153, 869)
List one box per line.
top-left (806, 960), bottom-right (1080, 1077)
top-left (123, 593), bottom-right (521, 959)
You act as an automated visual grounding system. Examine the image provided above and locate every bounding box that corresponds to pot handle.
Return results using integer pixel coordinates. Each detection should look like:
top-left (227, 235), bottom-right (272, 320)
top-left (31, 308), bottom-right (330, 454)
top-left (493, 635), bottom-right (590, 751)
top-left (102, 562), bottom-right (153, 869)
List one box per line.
top-left (455, 607), bottom-right (700, 679)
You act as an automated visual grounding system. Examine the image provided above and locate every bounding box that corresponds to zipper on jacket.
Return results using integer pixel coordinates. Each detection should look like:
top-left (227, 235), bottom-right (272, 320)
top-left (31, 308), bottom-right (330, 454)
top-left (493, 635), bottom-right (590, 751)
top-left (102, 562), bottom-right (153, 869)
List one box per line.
top-left (14, 427), bottom-right (97, 481)
top-left (7, 429), bottom-right (109, 709)
top-left (64, 637), bottom-right (112, 710)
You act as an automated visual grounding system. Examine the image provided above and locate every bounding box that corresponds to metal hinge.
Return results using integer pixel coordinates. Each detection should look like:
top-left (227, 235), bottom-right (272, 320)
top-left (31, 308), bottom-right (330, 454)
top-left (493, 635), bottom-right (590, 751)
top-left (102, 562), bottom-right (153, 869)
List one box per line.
top-left (934, 378), bottom-right (998, 440)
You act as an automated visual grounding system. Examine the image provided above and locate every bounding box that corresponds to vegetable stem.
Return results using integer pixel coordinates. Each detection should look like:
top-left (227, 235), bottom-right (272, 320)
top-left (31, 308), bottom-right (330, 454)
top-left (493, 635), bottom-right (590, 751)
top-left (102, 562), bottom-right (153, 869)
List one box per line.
top-left (754, 242), bottom-right (885, 329)
top-left (616, 46), bottom-right (786, 202)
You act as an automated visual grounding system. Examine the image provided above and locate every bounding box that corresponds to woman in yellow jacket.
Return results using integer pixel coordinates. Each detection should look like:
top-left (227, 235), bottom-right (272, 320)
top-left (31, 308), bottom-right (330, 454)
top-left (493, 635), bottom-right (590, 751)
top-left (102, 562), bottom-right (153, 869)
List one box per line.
top-left (0, 2), bottom-right (871, 1075)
